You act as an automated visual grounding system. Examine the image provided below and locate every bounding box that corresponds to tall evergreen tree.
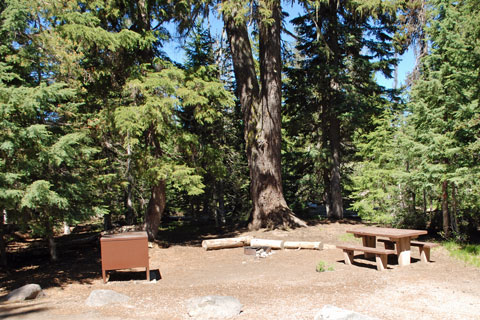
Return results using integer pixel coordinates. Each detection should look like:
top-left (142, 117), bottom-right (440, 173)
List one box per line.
top-left (0, 0), bottom-right (108, 260)
top-left (284, 0), bottom-right (397, 219)
top-left (221, 0), bottom-right (307, 229)
top-left (178, 23), bottom-right (248, 226)
top-left (409, 0), bottom-right (480, 237)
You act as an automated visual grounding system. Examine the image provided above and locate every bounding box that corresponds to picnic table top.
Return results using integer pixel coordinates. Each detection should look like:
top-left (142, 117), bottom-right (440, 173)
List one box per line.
top-left (346, 227), bottom-right (427, 239)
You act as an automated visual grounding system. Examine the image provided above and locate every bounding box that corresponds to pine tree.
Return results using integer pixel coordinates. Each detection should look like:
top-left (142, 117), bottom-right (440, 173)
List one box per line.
top-left (409, 0), bottom-right (480, 238)
top-left (284, 0), bottom-right (397, 219)
top-left (0, 0), bottom-right (104, 261)
top-left (178, 23), bottom-right (248, 226)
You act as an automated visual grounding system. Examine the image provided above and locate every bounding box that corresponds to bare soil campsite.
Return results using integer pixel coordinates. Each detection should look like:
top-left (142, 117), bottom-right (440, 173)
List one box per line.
top-left (1, 221), bottom-right (480, 320)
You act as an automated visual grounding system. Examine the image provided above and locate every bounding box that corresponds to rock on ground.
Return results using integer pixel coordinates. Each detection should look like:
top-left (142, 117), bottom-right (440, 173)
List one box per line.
top-left (4, 284), bottom-right (44, 302)
top-left (314, 305), bottom-right (380, 320)
top-left (186, 295), bottom-right (243, 319)
top-left (85, 289), bottom-right (130, 307)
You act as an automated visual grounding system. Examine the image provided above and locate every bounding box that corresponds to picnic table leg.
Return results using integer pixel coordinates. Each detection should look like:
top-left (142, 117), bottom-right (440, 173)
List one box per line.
top-left (396, 237), bottom-right (411, 266)
top-left (362, 235), bottom-right (376, 259)
top-left (375, 254), bottom-right (388, 271)
top-left (343, 250), bottom-right (354, 265)
top-left (419, 246), bottom-right (431, 263)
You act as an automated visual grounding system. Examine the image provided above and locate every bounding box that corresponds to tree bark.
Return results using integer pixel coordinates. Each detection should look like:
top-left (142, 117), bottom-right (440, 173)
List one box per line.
top-left (441, 180), bottom-right (450, 237)
top-left (104, 213), bottom-right (112, 231)
top-left (328, 112), bottom-right (343, 219)
top-left (324, 1), bottom-right (344, 220)
top-left (250, 238), bottom-right (285, 249)
top-left (0, 210), bottom-right (7, 268)
top-left (125, 141), bottom-right (135, 225)
top-left (451, 182), bottom-right (458, 234)
top-left (201, 236), bottom-right (252, 250)
top-left (283, 241), bottom-right (323, 250)
top-left (223, 0), bottom-right (306, 230)
top-left (45, 220), bottom-right (57, 262)
top-left (321, 105), bottom-right (332, 217)
top-left (145, 181), bottom-right (166, 241)
top-left (48, 234), bottom-right (57, 262)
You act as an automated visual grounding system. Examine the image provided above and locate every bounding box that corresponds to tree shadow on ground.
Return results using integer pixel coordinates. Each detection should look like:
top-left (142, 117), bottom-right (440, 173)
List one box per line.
top-left (0, 302), bottom-right (50, 319)
top-left (1, 232), bottom-right (101, 292)
top-left (1, 222), bottom-right (249, 293)
top-left (336, 254), bottom-right (425, 271)
top-left (155, 221), bottom-right (249, 247)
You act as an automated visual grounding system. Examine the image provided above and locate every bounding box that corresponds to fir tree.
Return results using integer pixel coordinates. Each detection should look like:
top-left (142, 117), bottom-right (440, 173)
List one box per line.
top-left (283, 0), bottom-right (397, 219)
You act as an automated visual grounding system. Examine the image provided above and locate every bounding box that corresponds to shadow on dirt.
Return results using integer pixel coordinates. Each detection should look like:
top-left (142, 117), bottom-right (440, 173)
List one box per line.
top-left (106, 269), bottom-right (161, 282)
top-left (1, 232), bottom-right (101, 292)
top-left (0, 302), bottom-right (50, 319)
top-left (0, 221), bottom-right (248, 293)
top-left (155, 221), bottom-right (249, 247)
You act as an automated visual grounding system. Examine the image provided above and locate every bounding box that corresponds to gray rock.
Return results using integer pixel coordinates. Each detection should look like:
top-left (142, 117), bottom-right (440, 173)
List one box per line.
top-left (5, 284), bottom-right (44, 302)
top-left (85, 289), bottom-right (130, 307)
top-left (186, 295), bottom-right (243, 319)
top-left (314, 305), bottom-right (380, 320)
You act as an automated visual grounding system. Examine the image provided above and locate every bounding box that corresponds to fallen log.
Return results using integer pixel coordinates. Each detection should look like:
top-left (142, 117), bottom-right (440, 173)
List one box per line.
top-left (250, 238), bottom-right (285, 250)
top-left (284, 241), bottom-right (323, 250)
top-left (202, 236), bottom-right (253, 251)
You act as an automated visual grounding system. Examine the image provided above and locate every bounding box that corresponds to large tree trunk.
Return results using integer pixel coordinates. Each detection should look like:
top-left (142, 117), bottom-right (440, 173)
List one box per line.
top-left (223, 0), bottom-right (306, 230)
top-left (328, 112), bottom-right (343, 219)
top-left (321, 105), bottom-right (332, 217)
top-left (145, 182), bottom-right (166, 241)
top-left (323, 1), bottom-right (344, 220)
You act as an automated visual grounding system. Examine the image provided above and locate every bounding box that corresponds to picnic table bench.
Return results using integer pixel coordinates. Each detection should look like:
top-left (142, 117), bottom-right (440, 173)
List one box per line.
top-left (336, 244), bottom-right (396, 271)
top-left (378, 239), bottom-right (439, 263)
top-left (338, 227), bottom-right (428, 270)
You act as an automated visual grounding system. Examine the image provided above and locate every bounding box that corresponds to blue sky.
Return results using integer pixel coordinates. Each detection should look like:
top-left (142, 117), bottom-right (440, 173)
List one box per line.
top-left (163, 2), bottom-right (415, 90)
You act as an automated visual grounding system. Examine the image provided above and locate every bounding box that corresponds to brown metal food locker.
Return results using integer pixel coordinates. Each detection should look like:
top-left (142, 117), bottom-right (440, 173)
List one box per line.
top-left (100, 231), bottom-right (150, 283)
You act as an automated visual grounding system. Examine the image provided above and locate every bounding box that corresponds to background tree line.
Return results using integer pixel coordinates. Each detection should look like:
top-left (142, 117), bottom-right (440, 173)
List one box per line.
top-left (1, 0), bottom-right (479, 265)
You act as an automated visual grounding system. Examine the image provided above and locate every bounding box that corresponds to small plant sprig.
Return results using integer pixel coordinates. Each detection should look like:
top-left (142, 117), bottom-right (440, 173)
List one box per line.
top-left (316, 260), bottom-right (334, 272)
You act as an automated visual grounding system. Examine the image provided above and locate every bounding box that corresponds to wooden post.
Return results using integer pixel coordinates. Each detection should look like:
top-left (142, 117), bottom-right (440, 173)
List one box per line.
top-left (383, 241), bottom-right (395, 250)
top-left (343, 250), bottom-right (354, 265)
top-left (419, 247), bottom-right (431, 263)
top-left (362, 235), bottom-right (376, 259)
top-left (397, 237), bottom-right (411, 266)
top-left (375, 254), bottom-right (387, 271)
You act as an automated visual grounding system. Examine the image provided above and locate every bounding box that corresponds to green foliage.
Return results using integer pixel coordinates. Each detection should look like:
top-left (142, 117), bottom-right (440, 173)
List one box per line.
top-left (444, 241), bottom-right (480, 268)
top-left (350, 110), bottom-right (405, 223)
top-left (283, 1), bottom-right (397, 214)
top-left (316, 260), bottom-right (334, 272)
top-left (351, 0), bottom-right (480, 236)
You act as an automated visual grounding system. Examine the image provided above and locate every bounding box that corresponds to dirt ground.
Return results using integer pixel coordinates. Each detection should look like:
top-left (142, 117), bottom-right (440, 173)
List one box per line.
top-left (1, 220), bottom-right (480, 320)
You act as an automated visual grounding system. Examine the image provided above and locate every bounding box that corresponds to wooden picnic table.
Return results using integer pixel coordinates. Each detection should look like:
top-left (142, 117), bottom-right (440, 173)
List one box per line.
top-left (346, 227), bottom-right (427, 267)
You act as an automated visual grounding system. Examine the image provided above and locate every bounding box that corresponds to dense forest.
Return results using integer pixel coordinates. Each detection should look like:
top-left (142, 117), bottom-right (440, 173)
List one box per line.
top-left (1, 0), bottom-right (479, 264)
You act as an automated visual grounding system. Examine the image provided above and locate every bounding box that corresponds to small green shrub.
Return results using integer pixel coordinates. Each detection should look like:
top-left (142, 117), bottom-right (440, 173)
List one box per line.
top-left (444, 241), bottom-right (480, 268)
top-left (316, 260), bottom-right (334, 272)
